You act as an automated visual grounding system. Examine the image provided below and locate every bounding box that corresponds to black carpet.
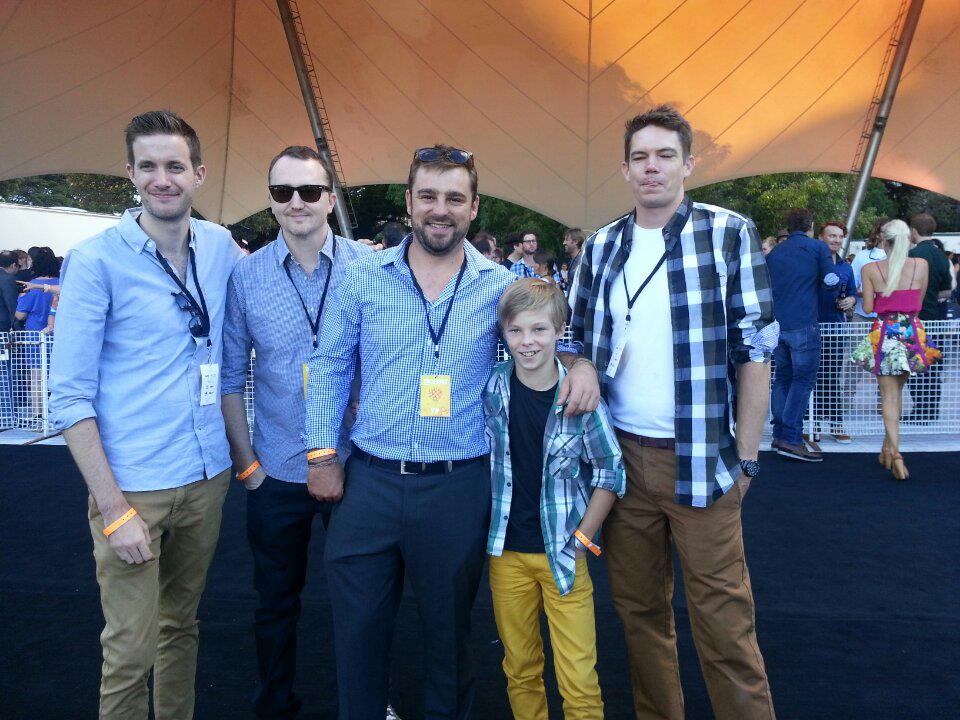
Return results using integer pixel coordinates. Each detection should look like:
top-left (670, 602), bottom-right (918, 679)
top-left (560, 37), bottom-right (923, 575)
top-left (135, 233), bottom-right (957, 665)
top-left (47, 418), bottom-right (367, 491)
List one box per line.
top-left (1, 445), bottom-right (958, 719)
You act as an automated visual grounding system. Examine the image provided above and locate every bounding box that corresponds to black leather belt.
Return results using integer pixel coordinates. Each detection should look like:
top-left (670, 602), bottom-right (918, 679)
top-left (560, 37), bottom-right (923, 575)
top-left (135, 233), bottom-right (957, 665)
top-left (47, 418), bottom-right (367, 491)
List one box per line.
top-left (615, 430), bottom-right (675, 450)
top-left (351, 445), bottom-right (484, 475)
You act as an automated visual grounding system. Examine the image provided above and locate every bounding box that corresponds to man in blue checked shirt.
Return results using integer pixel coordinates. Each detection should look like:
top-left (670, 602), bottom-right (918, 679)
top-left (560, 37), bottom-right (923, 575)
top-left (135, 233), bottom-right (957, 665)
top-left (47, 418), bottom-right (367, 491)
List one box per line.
top-left (220, 146), bottom-right (372, 719)
top-left (303, 145), bottom-right (601, 720)
top-left (569, 105), bottom-right (778, 720)
top-left (509, 230), bottom-right (540, 277)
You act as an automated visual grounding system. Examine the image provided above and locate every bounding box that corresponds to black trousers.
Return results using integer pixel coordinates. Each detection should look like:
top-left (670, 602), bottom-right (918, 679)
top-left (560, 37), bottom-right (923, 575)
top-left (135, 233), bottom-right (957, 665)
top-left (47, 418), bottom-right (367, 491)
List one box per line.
top-left (247, 475), bottom-right (332, 719)
top-left (324, 455), bottom-right (491, 720)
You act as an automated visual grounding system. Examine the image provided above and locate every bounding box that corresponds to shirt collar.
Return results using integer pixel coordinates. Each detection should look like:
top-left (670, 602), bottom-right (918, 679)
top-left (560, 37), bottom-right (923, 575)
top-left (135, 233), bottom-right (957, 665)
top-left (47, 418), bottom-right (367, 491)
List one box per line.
top-left (118, 208), bottom-right (197, 255)
top-left (273, 227), bottom-right (336, 267)
top-left (386, 234), bottom-right (485, 286)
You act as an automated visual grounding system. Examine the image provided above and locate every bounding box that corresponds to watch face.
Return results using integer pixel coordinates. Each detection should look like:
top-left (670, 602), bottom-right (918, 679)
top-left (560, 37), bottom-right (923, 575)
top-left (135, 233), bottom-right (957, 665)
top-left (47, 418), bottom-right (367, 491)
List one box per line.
top-left (740, 459), bottom-right (760, 477)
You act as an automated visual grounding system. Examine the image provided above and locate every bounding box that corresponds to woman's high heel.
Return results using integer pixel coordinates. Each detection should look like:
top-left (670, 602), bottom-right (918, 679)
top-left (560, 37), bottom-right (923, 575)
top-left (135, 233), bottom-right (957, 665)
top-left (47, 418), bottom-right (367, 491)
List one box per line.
top-left (878, 447), bottom-right (893, 469)
top-left (891, 453), bottom-right (909, 481)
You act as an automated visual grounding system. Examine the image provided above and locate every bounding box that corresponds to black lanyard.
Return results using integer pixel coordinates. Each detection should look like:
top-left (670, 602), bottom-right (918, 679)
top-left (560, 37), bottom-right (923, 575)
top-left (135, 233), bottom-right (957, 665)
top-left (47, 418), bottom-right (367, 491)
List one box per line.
top-left (407, 248), bottom-right (468, 359)
top-left (622, 250), bottom-right (669, 323)
top-left (155, 246), bottom-right (211, 339)
top-left (283, 237), bottom-right (337, 348)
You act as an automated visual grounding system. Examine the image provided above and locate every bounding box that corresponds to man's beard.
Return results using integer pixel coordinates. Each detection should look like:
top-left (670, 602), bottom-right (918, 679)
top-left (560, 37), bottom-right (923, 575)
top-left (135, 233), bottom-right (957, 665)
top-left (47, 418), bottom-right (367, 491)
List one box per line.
top-left (142, 194), bottom-right (192, 224)
top-left (412, 216), bottom-right (468, 256)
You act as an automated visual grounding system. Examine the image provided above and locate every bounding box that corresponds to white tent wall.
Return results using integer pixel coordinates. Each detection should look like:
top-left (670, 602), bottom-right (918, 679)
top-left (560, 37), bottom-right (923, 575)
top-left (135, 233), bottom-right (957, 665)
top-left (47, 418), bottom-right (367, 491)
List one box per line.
top-left (1, 0), bottom-right (958, 228)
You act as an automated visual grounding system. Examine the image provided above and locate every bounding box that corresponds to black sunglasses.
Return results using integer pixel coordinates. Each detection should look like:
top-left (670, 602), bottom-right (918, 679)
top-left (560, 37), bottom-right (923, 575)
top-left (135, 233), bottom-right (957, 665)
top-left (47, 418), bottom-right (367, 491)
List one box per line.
top-left (413, 147), bottom-right (474, 166)
top-left (172, 291), bottom-right (210, 339)
top-left (268, 184), bottom-right (330, 204)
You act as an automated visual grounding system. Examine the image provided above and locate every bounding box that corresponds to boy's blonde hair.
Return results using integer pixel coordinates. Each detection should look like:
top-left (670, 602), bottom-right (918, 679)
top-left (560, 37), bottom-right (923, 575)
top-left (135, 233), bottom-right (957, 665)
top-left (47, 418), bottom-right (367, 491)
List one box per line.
top-left (498, 278), bottom-right (568, 331)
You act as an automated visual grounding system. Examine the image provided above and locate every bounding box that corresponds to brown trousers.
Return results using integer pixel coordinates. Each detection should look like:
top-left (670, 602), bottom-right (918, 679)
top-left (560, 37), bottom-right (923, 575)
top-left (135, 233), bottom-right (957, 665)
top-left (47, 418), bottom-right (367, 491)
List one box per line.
top-left (87, 469), bottom-right (230, 720)
top-left (603, 434), bottom-right (775, 720)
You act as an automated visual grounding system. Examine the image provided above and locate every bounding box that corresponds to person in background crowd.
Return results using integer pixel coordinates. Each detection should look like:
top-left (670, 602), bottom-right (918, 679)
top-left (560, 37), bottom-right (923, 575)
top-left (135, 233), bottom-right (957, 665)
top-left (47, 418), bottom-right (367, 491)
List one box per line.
top-left (380, 221), bottom-right (407, 249)
top-left (502, 231), bottom-right (523, 269)
top-left (559, 261), bottom-right (569, 286)
top-left (532, 249), bottom-right (562, 286)
top-left (304, 144), bottom-right (601, 720)
top-left (570, 104), bottom-right (777, 720)
top-left (562, 227), bottom-right (586, 303)
top-left (904, 213), bottom-right (951, 424)
top-left (775, 228), bottom-right (789, 243)
top-left (815, 221), bottom-right (856, 443)
top-left (470, 230), bottom-right (497, 261)
top-left (951, 254), bottom-right (960, 303)
top-left (220, 145), bottom-right (373, 719)
top-left (852, 218), bottom-right (890, 322)
top-left (14, 249), bottom-right (60, 418)
top-left (49, 110), bottom-right (242, 720)
top-left (491, 245), bottom-right (504, 264)
top-left (761, 236), bottom-right (777, 255)
top-left (766, 208), bottom-right (840, 462)
top-left (14, 248), bottom-right (34, 283)
top-left (510, 230), bottom-right (540, 278)
top-left (851, 219), bottom-right (939, 480)
top-left (0, 250), bottom-right (21, 332)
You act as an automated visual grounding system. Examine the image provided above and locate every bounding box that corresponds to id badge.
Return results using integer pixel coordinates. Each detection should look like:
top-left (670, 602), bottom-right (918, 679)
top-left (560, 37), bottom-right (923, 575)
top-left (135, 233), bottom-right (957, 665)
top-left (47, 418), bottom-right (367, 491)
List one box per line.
top-left (419, 374), bottom-right (451, 417)
top-left (199, 363), bottom-right (220, 406)
top-left (605, 336), bottom-right (627, 379)
top-left (302, 363), bottom-right (309, 399)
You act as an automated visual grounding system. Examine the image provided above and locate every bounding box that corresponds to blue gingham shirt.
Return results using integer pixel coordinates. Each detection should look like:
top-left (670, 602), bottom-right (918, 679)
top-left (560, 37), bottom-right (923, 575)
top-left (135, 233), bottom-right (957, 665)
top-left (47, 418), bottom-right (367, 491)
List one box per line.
top-left (510, 257), bottom-right (562, 286)
top-left (221, 230), bottom-right (372, 483)
top-left (305, 238), bottom-right (516, 461)
top-left (570, 196), bottom-right (779, 508)
top-left (49, 209), bottom-right (242, 491)
top-left (485, 359), bottom-right (625, 595)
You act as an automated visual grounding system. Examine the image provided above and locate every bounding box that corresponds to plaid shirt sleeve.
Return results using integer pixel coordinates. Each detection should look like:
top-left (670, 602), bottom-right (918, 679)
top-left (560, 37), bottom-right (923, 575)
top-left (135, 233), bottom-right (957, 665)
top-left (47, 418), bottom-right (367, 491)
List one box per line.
top-left (579, 402), bottom-right (625, 498)
top-left (726, 218), bottom-right (779, 364)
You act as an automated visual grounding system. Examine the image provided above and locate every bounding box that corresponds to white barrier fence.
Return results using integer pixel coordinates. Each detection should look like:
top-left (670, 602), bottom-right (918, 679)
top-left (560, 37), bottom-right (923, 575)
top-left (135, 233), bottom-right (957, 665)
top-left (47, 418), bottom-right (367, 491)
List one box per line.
top-left (2, 322), bottom-right (958, 438)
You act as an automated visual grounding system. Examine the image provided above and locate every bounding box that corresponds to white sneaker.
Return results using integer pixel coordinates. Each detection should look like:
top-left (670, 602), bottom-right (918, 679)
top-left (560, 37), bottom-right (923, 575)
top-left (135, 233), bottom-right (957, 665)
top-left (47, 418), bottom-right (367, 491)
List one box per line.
top-left (386, 705), bottom-right (402, 720)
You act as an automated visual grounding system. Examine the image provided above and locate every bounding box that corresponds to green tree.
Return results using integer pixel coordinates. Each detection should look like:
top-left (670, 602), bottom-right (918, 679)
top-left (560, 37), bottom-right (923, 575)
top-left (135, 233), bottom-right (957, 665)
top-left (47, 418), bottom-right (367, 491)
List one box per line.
top-left (0, 173), bottom-right (137, 214)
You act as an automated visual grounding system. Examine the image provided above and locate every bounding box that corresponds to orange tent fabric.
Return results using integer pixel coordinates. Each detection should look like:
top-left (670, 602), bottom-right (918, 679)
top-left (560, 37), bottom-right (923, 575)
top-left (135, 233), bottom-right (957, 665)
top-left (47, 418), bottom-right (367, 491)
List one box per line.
top-left (1, 0), bottom-right (957, 228)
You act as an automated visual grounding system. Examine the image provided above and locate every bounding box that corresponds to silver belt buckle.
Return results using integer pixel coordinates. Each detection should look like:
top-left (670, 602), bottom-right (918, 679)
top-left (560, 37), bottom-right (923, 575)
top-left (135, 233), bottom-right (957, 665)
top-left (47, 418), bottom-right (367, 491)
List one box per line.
top-left (400, 460), bottom-right (416, 475)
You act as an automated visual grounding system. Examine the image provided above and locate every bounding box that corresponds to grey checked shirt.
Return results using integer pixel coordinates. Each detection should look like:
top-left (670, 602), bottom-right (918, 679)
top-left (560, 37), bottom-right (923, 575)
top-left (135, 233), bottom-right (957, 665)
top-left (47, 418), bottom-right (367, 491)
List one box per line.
top-left (221, 229), bottom-right (372, 483)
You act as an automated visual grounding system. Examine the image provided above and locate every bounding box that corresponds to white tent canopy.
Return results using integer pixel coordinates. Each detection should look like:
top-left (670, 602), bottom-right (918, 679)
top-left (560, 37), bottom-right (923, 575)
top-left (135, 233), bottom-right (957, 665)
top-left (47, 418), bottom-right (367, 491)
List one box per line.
top-left (1, 0), bottom-right (958, 228)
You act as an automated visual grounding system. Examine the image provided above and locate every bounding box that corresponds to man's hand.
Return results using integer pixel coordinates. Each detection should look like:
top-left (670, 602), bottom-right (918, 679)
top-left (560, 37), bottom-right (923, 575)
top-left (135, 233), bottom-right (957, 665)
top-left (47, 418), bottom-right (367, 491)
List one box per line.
top-left (105, 508), bottom-right (154, 564)
top-left (736, 472), bottom-right (752, 499)
top-left (307, 461), bottom-right (344, 502)
top-left (839, 296), bottom-right (856, 311)
top-left (557, 360), bottom-right (600, 416)
top-left (242, 465), bottom-right (267, 491)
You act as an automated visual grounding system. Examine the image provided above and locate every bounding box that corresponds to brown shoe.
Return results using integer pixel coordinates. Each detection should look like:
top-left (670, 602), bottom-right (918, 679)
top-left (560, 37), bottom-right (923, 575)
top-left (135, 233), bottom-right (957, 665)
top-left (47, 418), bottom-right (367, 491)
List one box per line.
top-left (776, 442), bottom-right (823, 462)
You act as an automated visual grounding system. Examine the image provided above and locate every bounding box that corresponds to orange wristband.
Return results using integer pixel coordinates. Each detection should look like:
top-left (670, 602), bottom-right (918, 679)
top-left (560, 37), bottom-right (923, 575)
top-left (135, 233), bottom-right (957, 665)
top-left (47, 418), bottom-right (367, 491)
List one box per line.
top-left (307, 449), bottom-right (337, 462)
top-left (574, 529), bottom-right (602, 557)
top-left (103, 508), bottom-right (138, 537)
top-left (237, 460), bottom-right (261, 482)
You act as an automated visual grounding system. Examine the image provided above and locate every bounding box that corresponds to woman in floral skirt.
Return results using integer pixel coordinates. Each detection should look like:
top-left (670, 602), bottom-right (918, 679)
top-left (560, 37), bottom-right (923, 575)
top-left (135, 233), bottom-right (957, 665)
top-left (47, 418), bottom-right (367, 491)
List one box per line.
top-left (851, 219), bottom-right (941, 480)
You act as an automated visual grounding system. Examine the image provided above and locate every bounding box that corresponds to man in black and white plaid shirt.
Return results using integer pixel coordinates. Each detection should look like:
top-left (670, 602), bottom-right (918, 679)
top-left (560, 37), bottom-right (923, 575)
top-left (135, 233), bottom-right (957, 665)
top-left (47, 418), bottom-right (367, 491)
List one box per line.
top-left (570, 105), bottom-right (778, 719)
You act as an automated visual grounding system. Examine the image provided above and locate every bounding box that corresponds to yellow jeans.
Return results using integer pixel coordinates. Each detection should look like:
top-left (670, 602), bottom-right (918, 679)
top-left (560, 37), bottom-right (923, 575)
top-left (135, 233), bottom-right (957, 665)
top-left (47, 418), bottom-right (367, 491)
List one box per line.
top-left (489, 551), bottom-right (603, 720)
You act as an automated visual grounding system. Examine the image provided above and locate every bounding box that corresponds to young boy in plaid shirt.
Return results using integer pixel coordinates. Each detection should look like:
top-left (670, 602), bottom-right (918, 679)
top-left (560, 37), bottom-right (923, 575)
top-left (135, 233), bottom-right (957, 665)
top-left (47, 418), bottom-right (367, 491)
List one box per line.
top-left (483, 278), bottom-right (626, 719)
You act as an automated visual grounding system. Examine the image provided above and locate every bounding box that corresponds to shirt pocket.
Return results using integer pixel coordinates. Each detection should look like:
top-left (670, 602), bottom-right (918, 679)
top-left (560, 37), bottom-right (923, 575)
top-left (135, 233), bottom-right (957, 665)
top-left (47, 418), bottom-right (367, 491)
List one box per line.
top-left (546, 432), bottom-right (581, 479)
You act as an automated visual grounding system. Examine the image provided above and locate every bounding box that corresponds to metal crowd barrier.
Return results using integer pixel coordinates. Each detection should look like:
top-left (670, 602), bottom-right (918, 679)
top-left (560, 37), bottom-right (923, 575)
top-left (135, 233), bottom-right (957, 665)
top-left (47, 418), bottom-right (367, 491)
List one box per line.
top-left (2, 322), bottom-right (958, 439)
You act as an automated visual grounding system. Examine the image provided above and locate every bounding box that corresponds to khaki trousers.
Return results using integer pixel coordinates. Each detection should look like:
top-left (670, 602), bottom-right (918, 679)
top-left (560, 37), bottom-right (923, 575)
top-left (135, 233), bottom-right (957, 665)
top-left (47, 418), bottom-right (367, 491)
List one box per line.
top-left (603, 435), bottom-right (775, 720)
top-left (489, 552), bottom-right (603, 720)
top-left (87, 469), bottom-right (230, 720)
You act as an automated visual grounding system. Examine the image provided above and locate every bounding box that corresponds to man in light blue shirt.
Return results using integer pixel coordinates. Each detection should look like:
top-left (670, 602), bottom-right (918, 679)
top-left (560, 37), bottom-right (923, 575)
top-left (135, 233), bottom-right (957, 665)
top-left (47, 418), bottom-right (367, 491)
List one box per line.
top-left (48, 111), bottom-right (241, 720)
top-left (304, 146), bottom-right (600, 720)
top-left (220, 146), bottom-right (371, 719)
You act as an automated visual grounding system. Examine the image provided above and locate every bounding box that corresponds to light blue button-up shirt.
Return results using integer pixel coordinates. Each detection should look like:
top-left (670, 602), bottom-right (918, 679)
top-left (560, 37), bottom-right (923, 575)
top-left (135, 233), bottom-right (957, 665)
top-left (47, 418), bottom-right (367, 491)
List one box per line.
top-left (49, 209), bottom-right (241, 491)
top-left (304, 238), bottom-right (516, 462)
top-left (221, 230), bottom-right (371, 483)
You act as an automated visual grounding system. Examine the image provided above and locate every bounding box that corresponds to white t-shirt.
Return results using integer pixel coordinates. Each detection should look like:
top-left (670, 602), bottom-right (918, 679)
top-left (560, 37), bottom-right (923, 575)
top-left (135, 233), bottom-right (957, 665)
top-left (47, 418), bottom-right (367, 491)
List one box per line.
top-left (607, 224), bottom-right (675, 438)
top-left (851, 247), bottom-right (887, 317)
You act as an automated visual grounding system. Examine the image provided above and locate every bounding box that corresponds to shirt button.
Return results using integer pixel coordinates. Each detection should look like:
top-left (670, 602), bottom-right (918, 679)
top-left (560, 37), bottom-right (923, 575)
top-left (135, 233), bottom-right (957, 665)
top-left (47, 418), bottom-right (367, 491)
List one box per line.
top-left (503, 515), bottom-right (509, 520)
top-left (506, 482), bottom-right (511, 487)
top-left (146, 240), bottom-right (155, 249)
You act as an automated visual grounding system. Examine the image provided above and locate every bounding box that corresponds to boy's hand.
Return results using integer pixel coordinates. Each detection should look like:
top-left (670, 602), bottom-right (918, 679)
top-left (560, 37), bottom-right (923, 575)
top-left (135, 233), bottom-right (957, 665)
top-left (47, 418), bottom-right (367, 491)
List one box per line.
top-left (558, 360), bottom-right (600, 416)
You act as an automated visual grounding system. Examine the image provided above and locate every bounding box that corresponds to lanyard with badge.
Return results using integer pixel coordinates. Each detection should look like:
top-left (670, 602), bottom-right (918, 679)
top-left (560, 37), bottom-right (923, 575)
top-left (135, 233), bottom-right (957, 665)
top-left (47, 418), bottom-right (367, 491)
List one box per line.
top-left (283, 237), bottom-right (337, 396)
top-left (154, 245), bottom-right (220, 406)
top-left (605, 246), bottom-right (669, 379)
top-left (408, 249), bottom-right (467, 418)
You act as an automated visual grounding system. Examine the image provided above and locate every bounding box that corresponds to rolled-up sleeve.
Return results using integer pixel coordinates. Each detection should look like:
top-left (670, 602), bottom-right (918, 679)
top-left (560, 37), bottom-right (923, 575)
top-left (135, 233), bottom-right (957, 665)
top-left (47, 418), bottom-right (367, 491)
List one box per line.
top-left (220, 270), bottom-right (250, 396)
top-left (727, 220), bottom-right (779, 364)
top-left (580, 404), bottom-right (626, 498)
top-left (303, 270), bottom-right (361, 450)
top-left (49, 250), bottom-right (109, 430)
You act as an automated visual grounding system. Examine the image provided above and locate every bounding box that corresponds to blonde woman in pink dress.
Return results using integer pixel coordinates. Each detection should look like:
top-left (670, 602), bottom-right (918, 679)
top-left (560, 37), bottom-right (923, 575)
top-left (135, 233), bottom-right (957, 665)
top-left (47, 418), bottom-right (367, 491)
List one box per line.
top-left (851, 219), bottom-right (941, 480)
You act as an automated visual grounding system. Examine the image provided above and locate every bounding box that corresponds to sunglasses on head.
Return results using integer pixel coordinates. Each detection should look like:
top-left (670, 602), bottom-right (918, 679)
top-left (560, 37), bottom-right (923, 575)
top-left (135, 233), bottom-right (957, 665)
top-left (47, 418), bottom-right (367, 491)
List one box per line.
top-left (172, 291), bottom-right (210, 339)
top-left (413, 147), bottom-right (474, 166)
top-left (268, 184), bottom-right (330, 204)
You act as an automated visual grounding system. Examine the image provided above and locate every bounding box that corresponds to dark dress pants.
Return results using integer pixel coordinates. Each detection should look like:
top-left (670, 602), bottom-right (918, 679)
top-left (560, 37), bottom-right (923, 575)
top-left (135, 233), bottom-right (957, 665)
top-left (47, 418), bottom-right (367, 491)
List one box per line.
top-left (324, 456), bottom-right (491, 720)
top-left (247, 475), bottom-right (332, 719)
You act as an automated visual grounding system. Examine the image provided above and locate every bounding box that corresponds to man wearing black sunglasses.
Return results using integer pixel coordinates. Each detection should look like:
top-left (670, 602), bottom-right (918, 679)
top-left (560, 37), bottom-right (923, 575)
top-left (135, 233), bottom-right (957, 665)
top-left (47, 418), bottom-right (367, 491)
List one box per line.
top-left (304, 144), bottom-right (601, 720)
top-left (49, 110), bottom-right (243, 719)
top-left (220, 145), bottom-right (374, 719)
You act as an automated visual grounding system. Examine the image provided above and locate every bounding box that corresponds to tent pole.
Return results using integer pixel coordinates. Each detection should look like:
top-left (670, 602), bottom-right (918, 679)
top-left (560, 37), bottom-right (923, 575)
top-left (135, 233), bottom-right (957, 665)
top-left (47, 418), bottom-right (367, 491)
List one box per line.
top-left (843, 0), bottom-right (924, 254)
top-left (277, 0), bottom-right (354, 239)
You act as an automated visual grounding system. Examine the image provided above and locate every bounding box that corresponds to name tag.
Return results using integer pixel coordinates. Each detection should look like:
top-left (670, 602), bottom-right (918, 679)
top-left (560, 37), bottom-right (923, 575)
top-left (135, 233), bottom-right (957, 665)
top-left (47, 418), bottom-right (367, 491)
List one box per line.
top-left (199, 363), bottom-right (219, 406)
top-left (419, 374), bottom-right (451, 417)
top-left (605, 336), bottom-right (627, 378)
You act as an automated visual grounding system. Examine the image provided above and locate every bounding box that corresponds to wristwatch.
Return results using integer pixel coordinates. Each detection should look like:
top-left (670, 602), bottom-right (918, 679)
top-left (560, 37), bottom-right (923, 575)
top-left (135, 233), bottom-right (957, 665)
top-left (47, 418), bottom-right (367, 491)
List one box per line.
top-left (739, 458), bottom-right (760, 478)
